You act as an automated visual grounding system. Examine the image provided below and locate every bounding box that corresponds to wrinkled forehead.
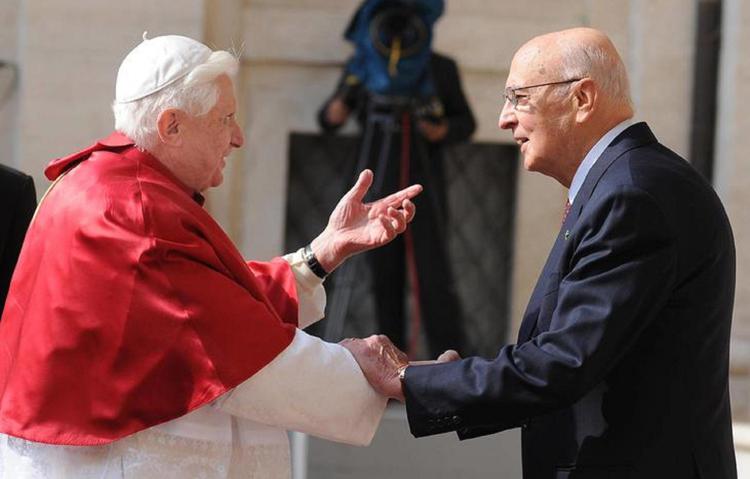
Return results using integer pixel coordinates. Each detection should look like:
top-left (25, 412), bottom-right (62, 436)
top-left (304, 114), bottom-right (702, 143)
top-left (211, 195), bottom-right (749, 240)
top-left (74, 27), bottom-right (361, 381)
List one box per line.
top-left (215, 74), bottom-right (238, 108)
top-left (506, 42), bottom-right (559, 89)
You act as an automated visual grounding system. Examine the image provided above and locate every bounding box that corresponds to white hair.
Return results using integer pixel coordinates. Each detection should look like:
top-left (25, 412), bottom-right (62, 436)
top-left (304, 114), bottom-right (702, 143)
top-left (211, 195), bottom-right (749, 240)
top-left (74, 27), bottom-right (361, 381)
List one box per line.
top-left (112, 50), bottom-right (239, 150)
top-left (555, 39), bottom-right (633, 109)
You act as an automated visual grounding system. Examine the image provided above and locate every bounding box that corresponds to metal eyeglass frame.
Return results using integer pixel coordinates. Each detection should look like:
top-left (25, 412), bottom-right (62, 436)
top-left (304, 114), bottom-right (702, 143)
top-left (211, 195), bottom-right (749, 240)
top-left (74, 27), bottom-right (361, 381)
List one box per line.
top-left (504, 78), bottom-right (583, 108)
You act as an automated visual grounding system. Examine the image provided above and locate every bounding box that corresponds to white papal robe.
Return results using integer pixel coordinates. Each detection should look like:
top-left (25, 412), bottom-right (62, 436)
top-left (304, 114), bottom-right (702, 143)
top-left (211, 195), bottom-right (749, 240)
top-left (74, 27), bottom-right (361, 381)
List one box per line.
top-left (0, 249), bottom-right (387, 478)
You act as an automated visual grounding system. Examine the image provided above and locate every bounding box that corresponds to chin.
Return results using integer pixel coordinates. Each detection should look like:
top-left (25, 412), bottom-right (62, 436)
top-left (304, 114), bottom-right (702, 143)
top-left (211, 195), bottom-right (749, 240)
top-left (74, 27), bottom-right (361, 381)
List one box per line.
top-left (210, 175), bottom-right (224, 188)
top-left (522, 156), bottom-right (538, 172)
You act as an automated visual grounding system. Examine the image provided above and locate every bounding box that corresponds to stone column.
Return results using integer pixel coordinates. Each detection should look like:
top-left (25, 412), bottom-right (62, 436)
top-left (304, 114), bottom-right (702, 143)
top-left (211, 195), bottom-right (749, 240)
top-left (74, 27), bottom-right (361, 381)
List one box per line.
top-left (626, 0), bottom-right (697, 157)
top-left (715, 0), bottom-right (750, 421)
top-left (203, 0), bottom-right (248, 242)
top-left (236, 0), bottom-right (356, 259)
top-left (0, 0), bottom-right (21, 170)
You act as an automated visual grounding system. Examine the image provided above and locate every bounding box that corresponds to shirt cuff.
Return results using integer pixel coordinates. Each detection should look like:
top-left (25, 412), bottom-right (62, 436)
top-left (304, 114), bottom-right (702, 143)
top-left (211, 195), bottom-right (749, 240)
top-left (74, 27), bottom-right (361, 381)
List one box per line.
top-left (284, 248), bottom-right (327, 329)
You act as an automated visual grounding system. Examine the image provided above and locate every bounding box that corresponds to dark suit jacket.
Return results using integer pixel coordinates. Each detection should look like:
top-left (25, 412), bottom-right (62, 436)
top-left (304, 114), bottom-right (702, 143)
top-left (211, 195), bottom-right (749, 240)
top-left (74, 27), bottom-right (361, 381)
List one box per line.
top-left (0, 165), bottom-right (36, 313)
top-left (403, 123), bottom-right (737, 479)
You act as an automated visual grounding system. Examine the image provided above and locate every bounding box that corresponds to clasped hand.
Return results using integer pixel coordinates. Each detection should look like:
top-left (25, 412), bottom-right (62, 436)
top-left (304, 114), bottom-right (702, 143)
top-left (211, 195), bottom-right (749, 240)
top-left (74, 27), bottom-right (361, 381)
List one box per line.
top-left (341, 335), bottom-right (460, 402)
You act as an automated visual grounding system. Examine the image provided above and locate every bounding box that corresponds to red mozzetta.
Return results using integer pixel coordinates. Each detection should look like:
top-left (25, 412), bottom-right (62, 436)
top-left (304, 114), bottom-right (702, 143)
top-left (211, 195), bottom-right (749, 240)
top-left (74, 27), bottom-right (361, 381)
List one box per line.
top-left (0, 132), bottom-right (298, 445)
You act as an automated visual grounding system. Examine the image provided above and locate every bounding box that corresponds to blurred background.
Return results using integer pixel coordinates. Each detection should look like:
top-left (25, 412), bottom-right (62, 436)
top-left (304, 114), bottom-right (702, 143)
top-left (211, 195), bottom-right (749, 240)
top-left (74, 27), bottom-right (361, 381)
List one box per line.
top-left (0, 0), bottom-right (748, 477)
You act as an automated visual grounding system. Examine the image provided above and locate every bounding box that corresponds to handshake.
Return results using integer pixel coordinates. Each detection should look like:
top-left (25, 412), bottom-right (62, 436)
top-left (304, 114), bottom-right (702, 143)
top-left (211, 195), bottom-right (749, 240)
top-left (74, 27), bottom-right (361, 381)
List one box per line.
top-left (340, 335), bottom-right (461, 402)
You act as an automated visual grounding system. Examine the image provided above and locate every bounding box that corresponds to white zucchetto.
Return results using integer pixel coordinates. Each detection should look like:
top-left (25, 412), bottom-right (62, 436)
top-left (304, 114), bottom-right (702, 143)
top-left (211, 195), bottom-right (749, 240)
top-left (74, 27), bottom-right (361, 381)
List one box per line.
top-left (115, 33), bottom-right (212, 104)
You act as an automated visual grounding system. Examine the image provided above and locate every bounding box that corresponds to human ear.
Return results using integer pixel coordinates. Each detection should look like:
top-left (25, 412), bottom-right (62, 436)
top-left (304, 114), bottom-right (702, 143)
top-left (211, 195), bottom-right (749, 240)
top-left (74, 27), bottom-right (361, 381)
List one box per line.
top-left (574, 78), bottom-right (596, 123)
top-left (156, 109), bottom-right (185, 146)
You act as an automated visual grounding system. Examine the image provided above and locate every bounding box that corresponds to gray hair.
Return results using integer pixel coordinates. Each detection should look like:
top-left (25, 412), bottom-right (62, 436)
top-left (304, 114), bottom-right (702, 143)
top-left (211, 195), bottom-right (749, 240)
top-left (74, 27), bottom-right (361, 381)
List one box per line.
top-left (112, 50), bottom-right (239, 150)
top-left (555, 39), bottom-right (633, 109)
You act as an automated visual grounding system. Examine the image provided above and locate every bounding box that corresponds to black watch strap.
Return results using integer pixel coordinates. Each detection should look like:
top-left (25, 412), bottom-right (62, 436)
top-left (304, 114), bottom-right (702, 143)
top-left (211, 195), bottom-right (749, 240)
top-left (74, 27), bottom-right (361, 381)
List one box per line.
top-left (303, 244), bottom-right (329, 279)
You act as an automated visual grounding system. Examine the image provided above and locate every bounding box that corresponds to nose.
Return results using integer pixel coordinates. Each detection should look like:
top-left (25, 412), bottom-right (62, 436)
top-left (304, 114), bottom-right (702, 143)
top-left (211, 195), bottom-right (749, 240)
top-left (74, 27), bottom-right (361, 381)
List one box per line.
top-left (230, 119), bottom-right (244, 148)
top-left (498, 99), bottom-right (517, 131)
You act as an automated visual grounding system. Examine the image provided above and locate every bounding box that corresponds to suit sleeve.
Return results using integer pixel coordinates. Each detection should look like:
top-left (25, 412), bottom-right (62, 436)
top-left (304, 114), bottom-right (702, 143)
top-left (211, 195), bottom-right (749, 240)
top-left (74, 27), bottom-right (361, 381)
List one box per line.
top-left (316, 60), bottom-right (364, 133)
top-left (0, 175), bottom-right (36, 309)
top-left (403, 185), bottom-right (677, 438)
top-left (215, 328), bottom-right (387, 446)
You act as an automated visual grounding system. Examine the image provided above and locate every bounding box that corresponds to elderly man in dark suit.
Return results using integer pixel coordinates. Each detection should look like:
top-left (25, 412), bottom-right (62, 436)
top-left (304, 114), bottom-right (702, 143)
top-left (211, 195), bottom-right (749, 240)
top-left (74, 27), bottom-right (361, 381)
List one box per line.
top-left (342, 27), bottom-right (737, 478)
top-left (0, 165), bottom-right (35, 313)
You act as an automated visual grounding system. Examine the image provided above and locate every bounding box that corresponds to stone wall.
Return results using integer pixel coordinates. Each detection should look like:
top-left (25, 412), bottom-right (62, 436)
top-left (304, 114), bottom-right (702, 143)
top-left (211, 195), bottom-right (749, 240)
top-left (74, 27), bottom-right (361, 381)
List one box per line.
top-left (0, 0), bottom-right (21, 169)
top-left (11, 0), bottom-right (204, 194)
top-left (716, 0), bottom-right (750, 420)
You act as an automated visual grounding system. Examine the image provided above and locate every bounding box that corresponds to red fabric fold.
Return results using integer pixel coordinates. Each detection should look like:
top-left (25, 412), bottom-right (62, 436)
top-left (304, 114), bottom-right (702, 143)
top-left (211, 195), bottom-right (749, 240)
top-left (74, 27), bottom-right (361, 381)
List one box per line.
top-left (0, 134), bottom-right (298, 445)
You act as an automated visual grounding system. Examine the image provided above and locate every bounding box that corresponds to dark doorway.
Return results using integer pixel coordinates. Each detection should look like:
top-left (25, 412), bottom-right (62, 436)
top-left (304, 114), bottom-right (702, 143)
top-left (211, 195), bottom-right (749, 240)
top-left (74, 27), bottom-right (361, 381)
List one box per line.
top-left (285, 133), bottom-right (518, 358)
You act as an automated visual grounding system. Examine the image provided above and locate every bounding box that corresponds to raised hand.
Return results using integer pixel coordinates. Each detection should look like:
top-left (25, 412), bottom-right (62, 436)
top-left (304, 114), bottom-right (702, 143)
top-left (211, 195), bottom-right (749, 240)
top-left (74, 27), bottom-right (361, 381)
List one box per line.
top-left (417, 119), bottom-right (449, 143)
top-left (325, 97), bottom-right (351, 126)
top-left (310, 169), bottom-right (422, 273)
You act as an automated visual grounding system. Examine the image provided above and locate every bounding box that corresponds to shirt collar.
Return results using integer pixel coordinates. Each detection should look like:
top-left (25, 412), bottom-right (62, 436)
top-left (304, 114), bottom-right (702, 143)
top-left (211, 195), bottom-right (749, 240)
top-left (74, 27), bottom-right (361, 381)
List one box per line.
top-left (568, 119), bottom-right (632, 203)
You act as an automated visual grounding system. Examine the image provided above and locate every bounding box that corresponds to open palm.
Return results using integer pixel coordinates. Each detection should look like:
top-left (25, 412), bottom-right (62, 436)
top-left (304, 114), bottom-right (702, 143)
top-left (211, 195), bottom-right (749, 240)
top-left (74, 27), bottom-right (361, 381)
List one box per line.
top-left (311, 170), bottom-right (422, 272)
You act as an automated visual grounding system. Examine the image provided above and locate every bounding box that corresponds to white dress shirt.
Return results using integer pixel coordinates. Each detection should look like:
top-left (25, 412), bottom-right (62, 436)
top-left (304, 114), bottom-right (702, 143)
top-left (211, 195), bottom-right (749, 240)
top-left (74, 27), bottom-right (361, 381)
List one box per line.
top-left (568, 119), bottom-right (632, 204)
top-left (0, 248), bottom-right (387, 479)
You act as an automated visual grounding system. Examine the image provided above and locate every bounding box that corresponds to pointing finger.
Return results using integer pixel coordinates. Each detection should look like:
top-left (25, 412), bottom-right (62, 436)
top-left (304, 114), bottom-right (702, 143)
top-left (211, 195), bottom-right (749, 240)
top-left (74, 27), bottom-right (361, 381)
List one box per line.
top-left (371, 184), bottom-right (423, 214)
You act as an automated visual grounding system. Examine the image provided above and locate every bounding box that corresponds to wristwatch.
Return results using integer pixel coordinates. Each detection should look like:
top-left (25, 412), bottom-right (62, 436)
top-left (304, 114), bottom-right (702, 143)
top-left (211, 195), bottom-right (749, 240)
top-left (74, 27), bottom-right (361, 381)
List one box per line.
top-left (302, 244), bottom-right (328, 279)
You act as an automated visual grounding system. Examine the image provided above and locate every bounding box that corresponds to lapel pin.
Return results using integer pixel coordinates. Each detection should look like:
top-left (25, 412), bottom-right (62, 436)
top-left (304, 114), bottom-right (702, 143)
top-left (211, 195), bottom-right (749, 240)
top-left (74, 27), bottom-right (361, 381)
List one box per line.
top-left (564, 230), bottom-right (570, 240)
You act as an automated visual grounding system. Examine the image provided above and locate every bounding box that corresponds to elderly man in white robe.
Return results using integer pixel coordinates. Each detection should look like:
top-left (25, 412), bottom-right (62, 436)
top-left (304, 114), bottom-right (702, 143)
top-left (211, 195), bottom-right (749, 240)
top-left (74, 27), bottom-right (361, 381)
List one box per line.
top-left (0, 34), bottom-right (434, 478)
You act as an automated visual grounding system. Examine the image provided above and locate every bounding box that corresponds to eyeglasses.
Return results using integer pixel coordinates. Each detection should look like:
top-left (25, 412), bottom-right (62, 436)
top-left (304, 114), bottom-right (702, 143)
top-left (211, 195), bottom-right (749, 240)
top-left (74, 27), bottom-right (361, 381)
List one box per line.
top-left (504, 78), bottom-right (583, 109)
